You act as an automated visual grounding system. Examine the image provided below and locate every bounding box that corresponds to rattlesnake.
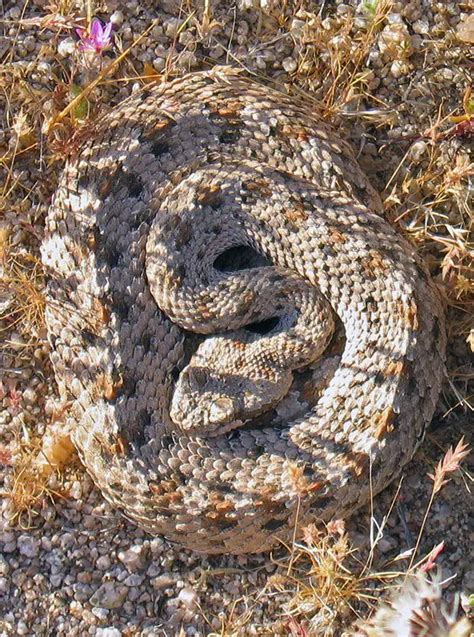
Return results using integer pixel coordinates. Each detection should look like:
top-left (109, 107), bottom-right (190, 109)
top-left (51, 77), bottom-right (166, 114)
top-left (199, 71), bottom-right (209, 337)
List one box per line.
top-left (42, 67), bottom-right (446, 554)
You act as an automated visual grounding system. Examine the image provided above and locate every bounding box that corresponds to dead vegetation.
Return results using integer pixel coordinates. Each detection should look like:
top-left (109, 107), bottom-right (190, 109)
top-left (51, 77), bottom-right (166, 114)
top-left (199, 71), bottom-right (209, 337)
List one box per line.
top-left (246, 438), bottom-right (470, 636)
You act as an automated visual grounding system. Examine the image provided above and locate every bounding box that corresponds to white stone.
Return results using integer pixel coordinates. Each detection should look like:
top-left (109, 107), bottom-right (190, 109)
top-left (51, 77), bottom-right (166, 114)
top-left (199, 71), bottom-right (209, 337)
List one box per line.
top-left (96, 626), bottom-right (121, 636)
top-left (57, 37), bottom-right (76, 57)
top-left (282, 57), bottom-right (297, 73)
top-left (177, 587), bottom-right (199, 608)
top-left (91, 607), bottom-right (110, 620)
top-left (290, 18), bottom-right (306, 37)
top-left (110, 11), bottom-right (124, 26)
top-left (390, 59), bottom-right (410, 78)
top-left (413, 18), bottom-right (429, 34)
top-left (96, 555), bottom-right (111, 570)
top-left (0, 555), bottom-right (10, 576)
top-left (408, 140), bottom-right (427, 163)
top-left (118, 544), bottom-right (145, 572)
top-left (22, 387), bottom-right (37, 405)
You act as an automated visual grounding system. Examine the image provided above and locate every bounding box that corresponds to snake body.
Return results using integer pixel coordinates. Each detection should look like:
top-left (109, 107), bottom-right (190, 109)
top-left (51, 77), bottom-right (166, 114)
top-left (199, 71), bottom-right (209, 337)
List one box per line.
top-left (42, 67), bottom-right (446, 554)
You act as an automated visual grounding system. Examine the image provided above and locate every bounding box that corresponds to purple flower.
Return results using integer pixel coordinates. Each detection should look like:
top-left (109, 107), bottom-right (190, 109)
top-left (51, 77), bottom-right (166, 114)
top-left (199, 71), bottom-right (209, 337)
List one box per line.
top-left (76, 18), bottom-right (113, 54)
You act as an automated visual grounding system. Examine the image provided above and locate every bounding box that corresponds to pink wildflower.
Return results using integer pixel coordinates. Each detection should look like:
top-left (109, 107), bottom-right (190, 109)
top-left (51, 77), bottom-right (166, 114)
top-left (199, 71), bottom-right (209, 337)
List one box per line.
top-left (76, 18), bottom-right (113, 54)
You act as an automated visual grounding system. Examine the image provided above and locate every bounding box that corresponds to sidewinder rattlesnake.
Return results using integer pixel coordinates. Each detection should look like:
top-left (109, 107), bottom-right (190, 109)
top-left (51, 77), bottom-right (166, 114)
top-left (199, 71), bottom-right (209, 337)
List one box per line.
top-left (41, 67), bottom-right (446, 554)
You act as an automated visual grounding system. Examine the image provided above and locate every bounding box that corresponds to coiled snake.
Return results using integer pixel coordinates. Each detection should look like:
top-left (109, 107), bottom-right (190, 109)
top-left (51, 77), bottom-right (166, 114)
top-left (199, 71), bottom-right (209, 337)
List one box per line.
top-left (42, 67), bottom-right (446, 554)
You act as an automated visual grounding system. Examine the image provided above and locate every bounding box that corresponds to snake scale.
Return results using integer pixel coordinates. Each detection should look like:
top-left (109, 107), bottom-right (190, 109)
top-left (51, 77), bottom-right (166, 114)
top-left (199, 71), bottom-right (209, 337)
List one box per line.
top-left (42, 67), bottom-right (446, 554)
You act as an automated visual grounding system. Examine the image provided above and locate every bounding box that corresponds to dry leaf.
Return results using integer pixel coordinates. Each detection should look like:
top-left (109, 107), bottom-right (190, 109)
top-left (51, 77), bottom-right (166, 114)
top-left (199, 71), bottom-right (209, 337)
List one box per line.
top-left (142, 62), bottom-right (161, 84)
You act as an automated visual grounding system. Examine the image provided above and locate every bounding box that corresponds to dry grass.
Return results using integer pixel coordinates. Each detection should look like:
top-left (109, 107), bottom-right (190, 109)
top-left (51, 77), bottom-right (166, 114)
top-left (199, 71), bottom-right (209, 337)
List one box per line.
top-left (276, 439), bottom-right (470, 635)
top-left (1, 432), bottom-right (74, 529)
top-left (0, 249), bottom-right (45, 343)
top-left (208, 438), bottom-right (471, 635)
top-left (0, 0), bottom-right (472, 634)
top-left (270, 523), bottom-right (390, 635)
top-left (289, 0), bottom-right (395, 119)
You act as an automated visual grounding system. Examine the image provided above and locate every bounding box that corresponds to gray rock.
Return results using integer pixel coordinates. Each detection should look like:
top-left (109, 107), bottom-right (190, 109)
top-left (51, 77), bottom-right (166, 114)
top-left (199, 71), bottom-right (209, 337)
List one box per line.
top-left (16, 621), bottom-right (29, 636)
top-left (124, 574), bottom-right (144, 587)
top-left (378, 537), bottom-right (397, 553)
top-left (50, 574), bottom-right (64, 587)
top-left (151, 574), bottom-right (175, 589)
top-left (90, 582), bottom-right (128, 609)
top-left (2, 541), bottom-right (16, 553)
top-left (118, 544), bottom-right (145, 572)
top-left (73, 582), bottom-right (93, 602)
top-left (462, 569), bottom-right (474, 591)
top-left (17, 534), bottom-right (39, 558)
top-left (96, 555), bottom-right (112, 570)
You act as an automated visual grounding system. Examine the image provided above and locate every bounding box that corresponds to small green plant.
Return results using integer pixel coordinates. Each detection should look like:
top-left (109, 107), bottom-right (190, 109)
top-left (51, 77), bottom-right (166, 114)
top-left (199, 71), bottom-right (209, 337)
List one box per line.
top-left (360, 0), bottom-right (380, 17)
top-left (70, 83), bottom-right (89, 121)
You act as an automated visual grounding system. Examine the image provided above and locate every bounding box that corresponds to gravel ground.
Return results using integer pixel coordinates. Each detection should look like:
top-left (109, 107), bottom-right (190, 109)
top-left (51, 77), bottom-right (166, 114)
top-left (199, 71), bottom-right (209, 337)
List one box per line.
top-left (1, 1), bottom-right (472, 635)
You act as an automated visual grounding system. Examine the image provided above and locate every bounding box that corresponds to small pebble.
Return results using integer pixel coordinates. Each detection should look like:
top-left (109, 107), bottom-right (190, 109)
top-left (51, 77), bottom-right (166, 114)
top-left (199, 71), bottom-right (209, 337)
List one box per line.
top-left (57, 37), bottom-right (76, 57)
top-left (96, 628), bottom-right (121, 637)
top-left (164, 17), bottom-right (183, 38)
top-left (110, 11), bottom-right (124, 26)
top-left (22, 387), bottom-right (37, 405)
top-left (177, 587), bottom-right (199, 608)
top-left (89, 583), bottom-right (128, 609)
top-left (282, 57), bottom-right (297, 73)
top-left (17, 535), bottom-right (39, 558)
top-left (151, 574), bottom-right (175, 589)
top-left (408, 140), bottom-right (427, 163)
top-left (118, 545), bottom-right (145, 572)
top-left (96, 555), bottom-right (112, 570)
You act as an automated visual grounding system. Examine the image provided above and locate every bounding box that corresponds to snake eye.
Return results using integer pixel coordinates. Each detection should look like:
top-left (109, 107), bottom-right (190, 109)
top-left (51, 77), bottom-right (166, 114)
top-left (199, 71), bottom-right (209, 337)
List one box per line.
top-left (185, 367), bottom-right (208, 389)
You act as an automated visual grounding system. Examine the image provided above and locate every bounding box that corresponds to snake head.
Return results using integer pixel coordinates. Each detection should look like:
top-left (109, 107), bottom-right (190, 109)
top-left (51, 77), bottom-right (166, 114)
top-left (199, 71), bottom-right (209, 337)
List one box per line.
top-left (170, 366), bottom-right (244, 436)
top-left (169, 359), bottom-right (294, 437)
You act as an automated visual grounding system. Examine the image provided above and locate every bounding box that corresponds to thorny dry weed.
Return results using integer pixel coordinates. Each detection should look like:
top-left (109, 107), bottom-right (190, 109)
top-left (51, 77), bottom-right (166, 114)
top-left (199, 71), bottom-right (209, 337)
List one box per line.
top-left (199, 437), bottom-right (471, 635)
top-left (253, 437), bottom-right (471, 636)
top-left (0, 0), bottom-right (473, 634)
top-left (0, 432), bottom-right (73, 529)
top-left (0, 249), bottom-right (45, 343)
